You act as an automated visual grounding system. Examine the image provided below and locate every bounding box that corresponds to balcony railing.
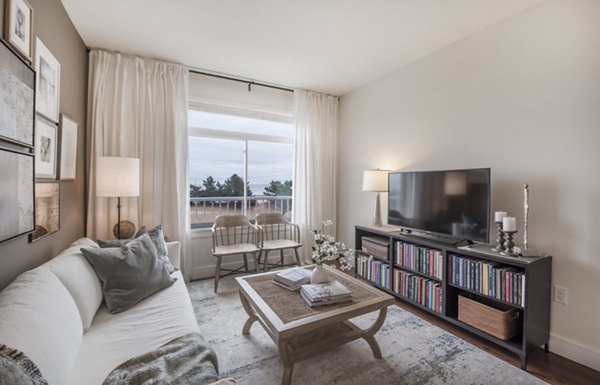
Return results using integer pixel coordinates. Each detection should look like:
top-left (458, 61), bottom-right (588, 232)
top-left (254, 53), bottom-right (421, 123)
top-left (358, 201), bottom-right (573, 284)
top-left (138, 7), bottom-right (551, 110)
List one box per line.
top-left (190, 195), bottom-right (292, 228)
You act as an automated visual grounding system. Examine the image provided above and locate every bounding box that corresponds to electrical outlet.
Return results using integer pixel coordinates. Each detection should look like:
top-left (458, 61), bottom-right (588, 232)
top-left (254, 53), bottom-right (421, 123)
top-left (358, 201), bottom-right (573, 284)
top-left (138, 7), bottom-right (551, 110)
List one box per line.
top-left (554, 286), bottom-right (568, 305)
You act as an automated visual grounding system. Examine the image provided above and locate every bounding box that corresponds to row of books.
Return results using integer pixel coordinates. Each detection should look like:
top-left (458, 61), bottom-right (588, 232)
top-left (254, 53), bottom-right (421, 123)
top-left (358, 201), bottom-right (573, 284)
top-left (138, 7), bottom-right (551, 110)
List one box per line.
top-left (394, 241), bottom-right (443, 280)
top-left (393, 268), bottom-right (442, 313)
top-left (356, 254), bottom-right (391, 290)
top-left (448, 254), bottom-right (526, 306)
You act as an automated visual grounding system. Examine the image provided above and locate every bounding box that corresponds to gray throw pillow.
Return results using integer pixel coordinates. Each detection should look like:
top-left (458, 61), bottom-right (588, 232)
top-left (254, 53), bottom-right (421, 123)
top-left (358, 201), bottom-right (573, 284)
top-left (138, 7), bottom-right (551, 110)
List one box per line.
top-left (97, 239), bottom-right (129, 248)
top-left (81, 233), bottom-right (176, 314)
top-left (136, 224), bottom-right (178, 274)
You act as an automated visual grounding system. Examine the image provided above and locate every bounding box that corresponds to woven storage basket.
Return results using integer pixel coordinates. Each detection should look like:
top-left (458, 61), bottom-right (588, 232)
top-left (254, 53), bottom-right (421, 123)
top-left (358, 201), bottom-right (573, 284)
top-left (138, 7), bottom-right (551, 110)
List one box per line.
top-left (458, 292), bottom-right (521, 340)
top-left (361, 236), bottom-right (389, 259)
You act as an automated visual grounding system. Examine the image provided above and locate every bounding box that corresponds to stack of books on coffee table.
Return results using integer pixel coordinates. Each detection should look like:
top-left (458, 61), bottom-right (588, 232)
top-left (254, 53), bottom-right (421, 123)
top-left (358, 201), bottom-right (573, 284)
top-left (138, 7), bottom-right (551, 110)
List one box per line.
top-left (300, 281), bottom-right (353, 307)
top-left (272, 267), bottom-right (312, 291)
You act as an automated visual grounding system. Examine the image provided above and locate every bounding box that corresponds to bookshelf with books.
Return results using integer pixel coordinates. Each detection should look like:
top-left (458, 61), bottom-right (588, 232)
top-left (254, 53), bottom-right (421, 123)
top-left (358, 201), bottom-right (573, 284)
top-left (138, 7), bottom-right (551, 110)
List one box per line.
top-left (355, 225), bottom-right (552, 370)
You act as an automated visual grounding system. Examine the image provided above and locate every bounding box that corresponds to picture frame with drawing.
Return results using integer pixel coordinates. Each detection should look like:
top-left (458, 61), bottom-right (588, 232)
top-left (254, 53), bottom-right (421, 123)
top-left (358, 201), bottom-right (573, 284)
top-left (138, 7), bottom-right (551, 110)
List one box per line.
top-left (59, 114), bottom-right (78, 180)
top-left (35, 116), bottom-right (57, 179)
top-left (35, 37), bottom-right (60, 123)
top-left (4, 0), bottom-right (33, 61)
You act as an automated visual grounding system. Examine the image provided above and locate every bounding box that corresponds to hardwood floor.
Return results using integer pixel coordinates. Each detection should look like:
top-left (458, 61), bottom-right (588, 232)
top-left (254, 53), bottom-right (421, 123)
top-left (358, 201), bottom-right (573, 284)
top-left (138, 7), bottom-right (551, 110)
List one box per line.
top-left (393, 299), bottom-right (600, 385)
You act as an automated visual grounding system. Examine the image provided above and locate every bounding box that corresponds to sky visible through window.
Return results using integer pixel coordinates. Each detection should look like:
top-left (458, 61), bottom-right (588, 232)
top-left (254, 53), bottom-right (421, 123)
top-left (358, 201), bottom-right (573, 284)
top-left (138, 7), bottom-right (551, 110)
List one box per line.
top-left (189, 110), bottom-right (293, 196)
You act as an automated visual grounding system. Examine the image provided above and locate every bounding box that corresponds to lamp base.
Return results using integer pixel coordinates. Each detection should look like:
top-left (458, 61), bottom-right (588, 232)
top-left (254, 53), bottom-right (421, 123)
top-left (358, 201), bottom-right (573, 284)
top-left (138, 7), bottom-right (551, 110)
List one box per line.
top-left (373, 192), bottom-right (383, 227)
top-left (113, 220), bottom-right (136, 239)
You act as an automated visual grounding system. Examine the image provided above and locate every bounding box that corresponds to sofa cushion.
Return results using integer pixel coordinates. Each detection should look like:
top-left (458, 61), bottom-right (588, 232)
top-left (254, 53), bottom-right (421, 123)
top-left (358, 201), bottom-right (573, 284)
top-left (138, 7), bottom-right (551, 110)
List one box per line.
top-left (0, 269), bottom-right (83, 385)
top-left (81, 233), bottom-right (176, 314)
top-left (43, 238), bottom-right (103, 332)
top-left (67, 271), bottom-right (199, 385)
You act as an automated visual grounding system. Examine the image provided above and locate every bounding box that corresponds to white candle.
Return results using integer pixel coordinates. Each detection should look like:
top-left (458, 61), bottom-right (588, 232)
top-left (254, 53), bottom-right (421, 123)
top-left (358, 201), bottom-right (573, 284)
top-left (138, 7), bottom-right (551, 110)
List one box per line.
top-left (503, 217), bottom-right (517, 232)
top-left (494, 211), bottom-right (507, 222)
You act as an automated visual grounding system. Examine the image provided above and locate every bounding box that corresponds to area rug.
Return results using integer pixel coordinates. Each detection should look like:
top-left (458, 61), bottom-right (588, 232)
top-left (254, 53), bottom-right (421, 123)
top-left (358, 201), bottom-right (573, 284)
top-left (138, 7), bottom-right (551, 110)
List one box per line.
top-left (188, 276), bottom-right (547, 385)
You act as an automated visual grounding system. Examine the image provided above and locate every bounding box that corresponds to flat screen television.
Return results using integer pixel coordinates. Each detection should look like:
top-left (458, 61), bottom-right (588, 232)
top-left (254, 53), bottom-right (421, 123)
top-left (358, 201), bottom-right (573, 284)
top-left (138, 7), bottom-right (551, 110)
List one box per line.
top-left (388, 168), bottom-right (490, 243)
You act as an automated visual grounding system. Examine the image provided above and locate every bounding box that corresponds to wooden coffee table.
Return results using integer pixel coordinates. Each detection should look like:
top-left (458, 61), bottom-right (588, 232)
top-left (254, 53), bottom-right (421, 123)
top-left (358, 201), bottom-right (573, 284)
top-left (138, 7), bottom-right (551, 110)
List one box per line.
top-left (235, 264), bottom-right (394, 385)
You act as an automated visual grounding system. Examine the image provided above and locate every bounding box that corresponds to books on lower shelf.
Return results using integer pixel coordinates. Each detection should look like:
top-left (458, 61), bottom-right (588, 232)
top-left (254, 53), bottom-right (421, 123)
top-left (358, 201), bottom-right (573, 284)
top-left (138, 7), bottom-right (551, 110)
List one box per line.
top-left (395, 241), bottom-right (443, 280)
top-left (300, 280), bottom-right (352, 307)
top-left (273, 267), bottom-right (311, 291)
top-left (393, 268), bottom-right (442, 313)
top-left (449, 254), bottom-right (526, 307)
top-left (356, 254), bottom-right (391, 289)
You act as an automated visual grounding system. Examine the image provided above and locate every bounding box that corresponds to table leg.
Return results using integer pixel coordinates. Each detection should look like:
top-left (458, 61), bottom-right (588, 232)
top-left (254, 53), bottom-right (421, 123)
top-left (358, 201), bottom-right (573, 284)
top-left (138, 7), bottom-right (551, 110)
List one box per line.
top-left (278, 341), bottom-right (294, 385)
top-left (361, 307), bottom-right (388, 359)
top-left (238, 291), bottom-right (258, 335)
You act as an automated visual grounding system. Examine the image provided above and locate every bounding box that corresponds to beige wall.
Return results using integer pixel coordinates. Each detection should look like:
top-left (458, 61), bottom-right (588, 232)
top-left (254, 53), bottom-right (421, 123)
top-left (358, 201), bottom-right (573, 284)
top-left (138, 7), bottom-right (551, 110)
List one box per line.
top-left (338, 0), bottom-right (600, 370)
top-left (0, 0), bottom-right (87, 290)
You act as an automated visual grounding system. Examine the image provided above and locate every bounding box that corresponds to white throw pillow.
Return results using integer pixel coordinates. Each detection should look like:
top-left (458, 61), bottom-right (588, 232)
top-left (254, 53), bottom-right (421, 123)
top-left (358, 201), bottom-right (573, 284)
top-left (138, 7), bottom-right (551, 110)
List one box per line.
top-left (0, 268), bottom-right (83, 385)
top-left (40, 238), bottom-right (102, 333)
top-left (43, 238), bottom-right (103, 332)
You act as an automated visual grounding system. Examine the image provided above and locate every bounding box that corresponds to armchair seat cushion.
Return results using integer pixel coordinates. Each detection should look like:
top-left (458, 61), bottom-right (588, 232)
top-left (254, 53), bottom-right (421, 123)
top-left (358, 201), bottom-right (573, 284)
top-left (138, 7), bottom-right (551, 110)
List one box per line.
top-left (213, 243), bottom-right (260, 256)
top-left (261, 239), bottom-right (301, 250)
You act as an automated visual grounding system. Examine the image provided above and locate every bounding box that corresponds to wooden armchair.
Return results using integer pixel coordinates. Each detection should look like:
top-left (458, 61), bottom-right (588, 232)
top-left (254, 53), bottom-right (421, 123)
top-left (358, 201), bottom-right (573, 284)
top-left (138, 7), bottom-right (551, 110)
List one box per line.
top-left (255, 212), bottom-right (302, 272)
top-left (211, 214), bottom-right (260, 293)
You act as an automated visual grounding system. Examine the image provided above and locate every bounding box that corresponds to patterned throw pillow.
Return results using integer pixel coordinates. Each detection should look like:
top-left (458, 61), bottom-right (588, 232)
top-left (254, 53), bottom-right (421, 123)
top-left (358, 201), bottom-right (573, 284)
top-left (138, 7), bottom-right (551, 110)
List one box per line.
top-left (0, 344), bottom-right (48, 385)
top-left (135, 225), bottom-right (178, 274)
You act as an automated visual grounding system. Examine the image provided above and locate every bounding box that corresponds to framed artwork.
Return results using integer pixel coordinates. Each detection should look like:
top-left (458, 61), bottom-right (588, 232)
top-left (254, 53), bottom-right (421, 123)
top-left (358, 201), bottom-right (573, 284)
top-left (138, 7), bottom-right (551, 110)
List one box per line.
top-left (35, 37), bottom-right (60, 123)
top-left (59, 114), bottom-right (78, 180)
top-left (4, 0), bottom-right (33, 61)
top-left (0, 147), bottom-right (34, 244)
top-left (0, 37), bottom-right (35, 147)
top-left (30, 182), bottom-right (60, 242)
top-left (35, 116), bottom-right (57, 179)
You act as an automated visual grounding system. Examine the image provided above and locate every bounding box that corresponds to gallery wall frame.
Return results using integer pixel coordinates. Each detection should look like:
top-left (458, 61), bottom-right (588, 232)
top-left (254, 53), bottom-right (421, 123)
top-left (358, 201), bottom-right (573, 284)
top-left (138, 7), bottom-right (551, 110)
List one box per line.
top-left (0, 146), bottom-right (35, 244)
top-left (34, 116), bottom-right (57, 179)
top-left (3, 0), bottom-right (33, 62)
top-left (59, 113), bottom-right (78, 180)
top-left (35, 37), bottom-right (60, 123)
top-left (0, 36), bottom-right (35, 148)
top-left (30, 181), bottom-right (59, 242)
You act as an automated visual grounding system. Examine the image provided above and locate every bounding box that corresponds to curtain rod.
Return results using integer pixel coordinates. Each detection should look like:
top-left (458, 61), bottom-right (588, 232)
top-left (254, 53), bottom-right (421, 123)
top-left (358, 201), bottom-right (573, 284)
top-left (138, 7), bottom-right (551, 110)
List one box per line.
top-left (189, 69), bottom-right (294, 93)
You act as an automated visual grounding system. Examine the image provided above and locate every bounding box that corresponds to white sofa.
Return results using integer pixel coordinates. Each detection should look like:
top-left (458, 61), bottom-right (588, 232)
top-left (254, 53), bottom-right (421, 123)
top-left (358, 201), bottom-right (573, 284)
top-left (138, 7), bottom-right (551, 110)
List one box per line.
top-left (0, 238), bottom-right (230, 385)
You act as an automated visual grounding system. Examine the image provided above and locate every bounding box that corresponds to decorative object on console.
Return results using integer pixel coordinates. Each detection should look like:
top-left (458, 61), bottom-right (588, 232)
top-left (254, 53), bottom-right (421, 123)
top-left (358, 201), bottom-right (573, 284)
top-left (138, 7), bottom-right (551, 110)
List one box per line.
top-left (96, 156), bottom-right (140, 239)
top-left (0, 37), bottom-right (35, 147)
top-left (311, 220), bottom-right (353, 283)
top-left (30, 182), bottom-right (59, 242)
top-left (4, 0), bottom-right (33, 62)
top-left (491, 211), bottom-right (507, 252)
top-left (523, 183), bottom-right (529, 250)
top-left (501, 229), bottom-right (518, 256)
top-left (362, 169), bottom-right (388, 227)
top-left (58, 114), bottom-right (78, 180)
top-left (35, 37), bottom-right (60, 123)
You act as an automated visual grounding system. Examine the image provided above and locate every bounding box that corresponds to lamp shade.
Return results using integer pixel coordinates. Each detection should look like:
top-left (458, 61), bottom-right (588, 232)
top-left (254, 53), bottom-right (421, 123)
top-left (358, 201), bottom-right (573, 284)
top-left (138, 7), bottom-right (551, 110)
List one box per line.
top-left (96, 157), bottom-right (140, 197)
top-left (362, 170), bottom-right (388, 192)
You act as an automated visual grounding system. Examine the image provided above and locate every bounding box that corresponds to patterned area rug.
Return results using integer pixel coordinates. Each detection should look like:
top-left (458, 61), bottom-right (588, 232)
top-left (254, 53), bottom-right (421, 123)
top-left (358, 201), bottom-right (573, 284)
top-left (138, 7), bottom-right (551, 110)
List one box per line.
top-left (188, 276), bottom-right (547, 385)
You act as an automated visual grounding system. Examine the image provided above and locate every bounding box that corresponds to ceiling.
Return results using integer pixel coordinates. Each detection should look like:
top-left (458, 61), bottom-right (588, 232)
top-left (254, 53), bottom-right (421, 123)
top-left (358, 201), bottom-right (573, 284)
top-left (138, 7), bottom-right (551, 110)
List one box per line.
top-left (60, 0), bottom-right (544, 95)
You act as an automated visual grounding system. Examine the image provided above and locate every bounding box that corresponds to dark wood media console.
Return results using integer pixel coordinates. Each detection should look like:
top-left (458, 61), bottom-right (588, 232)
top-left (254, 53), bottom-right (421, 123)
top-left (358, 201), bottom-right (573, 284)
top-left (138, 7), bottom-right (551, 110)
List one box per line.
top-left (354, 225), bottom-right (552, 370)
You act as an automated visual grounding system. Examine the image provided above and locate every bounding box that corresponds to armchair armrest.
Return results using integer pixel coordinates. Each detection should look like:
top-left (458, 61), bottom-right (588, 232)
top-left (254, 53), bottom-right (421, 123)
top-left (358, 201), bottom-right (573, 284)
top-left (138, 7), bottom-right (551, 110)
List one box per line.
top-left (166, 241), bottom-right (181, 269)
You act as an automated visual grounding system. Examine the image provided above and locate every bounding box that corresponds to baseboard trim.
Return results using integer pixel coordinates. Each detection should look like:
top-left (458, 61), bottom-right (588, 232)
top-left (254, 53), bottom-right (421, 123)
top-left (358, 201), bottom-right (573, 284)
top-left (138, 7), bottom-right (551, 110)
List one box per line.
top-left (549, 332), bottom-right (600, 372)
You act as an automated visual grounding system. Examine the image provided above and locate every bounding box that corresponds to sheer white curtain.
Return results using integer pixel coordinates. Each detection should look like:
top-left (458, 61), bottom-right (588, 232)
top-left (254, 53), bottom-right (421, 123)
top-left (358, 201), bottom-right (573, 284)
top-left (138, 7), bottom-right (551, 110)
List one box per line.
top-left (292, 90), bottom-right (339, 262)
top-left (86, 49), bottom-right (192, 279)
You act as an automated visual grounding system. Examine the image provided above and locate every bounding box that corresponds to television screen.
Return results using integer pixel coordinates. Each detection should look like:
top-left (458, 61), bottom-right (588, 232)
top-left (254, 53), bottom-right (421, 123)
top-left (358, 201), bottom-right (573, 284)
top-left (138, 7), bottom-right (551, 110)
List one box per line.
top-left (388, 168), bottom-right (490, 243)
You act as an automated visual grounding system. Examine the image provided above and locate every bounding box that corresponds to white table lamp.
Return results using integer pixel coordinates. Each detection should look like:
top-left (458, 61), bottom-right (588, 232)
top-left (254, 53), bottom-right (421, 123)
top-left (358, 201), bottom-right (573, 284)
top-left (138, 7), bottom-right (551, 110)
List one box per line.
top-left (363, 169), bottom-right (389, 227)
top-left (96, 156), bottom-right (140, 239)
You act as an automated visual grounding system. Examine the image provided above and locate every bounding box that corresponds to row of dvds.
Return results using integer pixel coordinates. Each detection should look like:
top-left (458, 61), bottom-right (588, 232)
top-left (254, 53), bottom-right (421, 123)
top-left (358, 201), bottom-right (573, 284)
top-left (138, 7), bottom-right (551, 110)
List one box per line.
top-left (449, 254), bottom-right (526, 306)
top-left (393, 268), bottom-right (442, 313)
top-left (356, 254), bottom-right (391, 290)
top-left (394, 241), bottom-right (443, 280)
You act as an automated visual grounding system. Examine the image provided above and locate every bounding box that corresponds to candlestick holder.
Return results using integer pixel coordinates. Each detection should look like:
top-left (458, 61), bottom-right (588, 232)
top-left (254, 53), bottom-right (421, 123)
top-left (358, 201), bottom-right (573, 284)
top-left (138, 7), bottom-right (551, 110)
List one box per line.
top-left (500, 230), bottom-right (518, 256)
top-left (491, 221), bottom-right (505, 253)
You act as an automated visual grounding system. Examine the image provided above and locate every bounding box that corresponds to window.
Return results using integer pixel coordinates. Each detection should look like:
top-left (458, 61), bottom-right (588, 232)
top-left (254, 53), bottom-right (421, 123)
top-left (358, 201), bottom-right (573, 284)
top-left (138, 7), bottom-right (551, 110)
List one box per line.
top-left (189, 108), bottom-right (293, 228)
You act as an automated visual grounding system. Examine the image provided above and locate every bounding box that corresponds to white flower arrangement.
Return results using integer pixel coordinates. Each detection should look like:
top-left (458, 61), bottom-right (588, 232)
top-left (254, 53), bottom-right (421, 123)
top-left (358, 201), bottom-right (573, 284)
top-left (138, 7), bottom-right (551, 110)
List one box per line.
top-left (311, 220), bottom-right (353, 270)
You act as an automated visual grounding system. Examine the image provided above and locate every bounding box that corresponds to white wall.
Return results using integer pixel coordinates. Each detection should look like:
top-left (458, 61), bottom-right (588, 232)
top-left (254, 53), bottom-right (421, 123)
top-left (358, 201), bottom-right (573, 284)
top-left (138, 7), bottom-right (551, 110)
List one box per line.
top-left (337, 0), bottom-right (600, 371)
top-left (187, 73), bottom-right (294, 280)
